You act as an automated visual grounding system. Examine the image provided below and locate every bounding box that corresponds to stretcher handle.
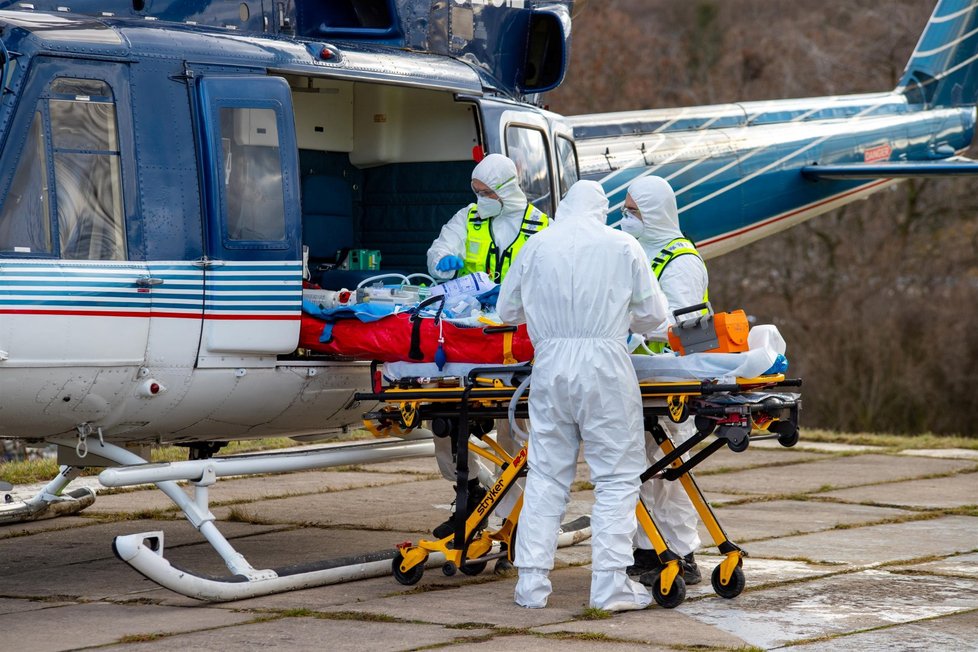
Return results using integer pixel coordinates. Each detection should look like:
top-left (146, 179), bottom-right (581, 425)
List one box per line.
top-left (672, 301), bottom-right (712, 322)
top-left (482, 325), bottom-right (517, 334)
top-left (408, 295), bottom-right (446, 361)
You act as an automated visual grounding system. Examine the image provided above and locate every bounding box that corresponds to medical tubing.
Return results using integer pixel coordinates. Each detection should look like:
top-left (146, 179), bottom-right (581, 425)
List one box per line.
top-left (508, 373), bottom-right (532, 441)
top-left (355, 273), bottom-right (410, 289)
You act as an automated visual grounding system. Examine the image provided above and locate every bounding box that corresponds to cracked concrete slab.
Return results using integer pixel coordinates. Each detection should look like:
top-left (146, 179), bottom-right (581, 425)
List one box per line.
top-left (704, 499), bottom-right (910, 542)
top-left (99, 617), bottom-right (494, 652)
top-left (788, 608), bottom-right (978, 651)
top-left (694, 447), bottom-right (823, 473)
top-left (898, 448), bottom-right (978, 461)
top-left (695, 454), bottom-right (976, 495)
top-left (448, 635), bottom-right (664, 651)
top-left (0, 601), bottom-right (254, 652)
top-left (0, 516), bottom-right (95, 539)
top-left (822, 471), bottom-right (978, 508)
top-left (532, 606), bottom-right (748, 649)
top-left (890, 552), bottom-right (978, 579)
top-left (749, 440), bottom-right (884, 454)
top-left (677, 569), bottom-right (978, 649)
top-left (0, 597), bottom-right (74, 614)
top-left (742, 515), bottom-right (978, 565)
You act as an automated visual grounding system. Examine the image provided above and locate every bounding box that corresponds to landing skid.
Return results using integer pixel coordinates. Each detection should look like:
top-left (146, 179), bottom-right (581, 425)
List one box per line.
top-left (62, 435), bottom-right (459, 601)
top-left (0, 466), bottom-right (97, 524)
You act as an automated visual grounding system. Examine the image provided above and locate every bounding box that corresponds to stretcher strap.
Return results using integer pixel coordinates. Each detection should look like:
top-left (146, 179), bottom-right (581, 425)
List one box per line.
top-left (502, 331), bottom-right (517, 365)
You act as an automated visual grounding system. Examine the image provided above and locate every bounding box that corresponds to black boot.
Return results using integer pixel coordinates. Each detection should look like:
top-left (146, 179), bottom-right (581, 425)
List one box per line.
top-left (433, 479), bottom-right (487, 539)
top-left (626, 548), bottom-right (660, 576)
top-left (681, 552), bottom-right (702, 585)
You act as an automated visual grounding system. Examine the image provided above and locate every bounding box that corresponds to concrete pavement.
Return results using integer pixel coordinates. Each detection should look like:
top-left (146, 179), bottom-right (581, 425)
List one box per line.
top-left (1, 438), bottom-right (976, 651)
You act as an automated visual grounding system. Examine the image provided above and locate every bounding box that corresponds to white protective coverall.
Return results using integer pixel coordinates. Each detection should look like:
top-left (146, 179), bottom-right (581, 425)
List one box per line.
top-left (626, 176), bottom-right (707, 557)
top-left (497, 180), bottom-right (669, 610)
top-left (426, 154), bottom-right (529, 508)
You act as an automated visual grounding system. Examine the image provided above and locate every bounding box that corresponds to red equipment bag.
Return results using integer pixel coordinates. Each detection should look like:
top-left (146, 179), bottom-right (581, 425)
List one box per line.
top-left (299, 312), bottom-right (534, 364)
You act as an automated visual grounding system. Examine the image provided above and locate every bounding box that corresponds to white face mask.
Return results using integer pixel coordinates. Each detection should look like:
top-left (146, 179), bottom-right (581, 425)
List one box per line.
top-left (477, 196), bottom-right (503, 219)
top-left (619, 215), bottom-right (644, 237)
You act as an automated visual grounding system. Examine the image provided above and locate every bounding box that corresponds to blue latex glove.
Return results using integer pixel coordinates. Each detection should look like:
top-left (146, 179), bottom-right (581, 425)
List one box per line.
top-left (436, 255), bottom-right (465, 272)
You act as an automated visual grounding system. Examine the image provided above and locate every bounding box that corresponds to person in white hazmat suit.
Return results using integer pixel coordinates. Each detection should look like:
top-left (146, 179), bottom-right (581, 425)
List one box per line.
top-left (425, 154), bottom-right (550, 572)
top-left (496, 180), bottom-right (669, 610)
top-left (619, 176), bottom-right (708, 586)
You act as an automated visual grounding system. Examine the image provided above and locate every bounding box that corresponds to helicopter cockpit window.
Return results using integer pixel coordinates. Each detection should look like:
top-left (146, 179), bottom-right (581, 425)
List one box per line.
top-left (505, 125), bottom-right (553, 217)
top-left (218, 107), bottom-right (286, 243)
top-left (49, 78), bottom-right (125, 260)
top-left (0, 112), bottom-right (52, 255)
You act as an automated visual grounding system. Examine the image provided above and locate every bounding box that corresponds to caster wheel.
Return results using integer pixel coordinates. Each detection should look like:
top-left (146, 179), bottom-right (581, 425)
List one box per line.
top-left (459, 560), bottom-right (488, 576)
top-left (711, 563), bottom-right (746, 599)
top-left (694, 415), bottom-right (716, 435)
top-left (649, 570), bottom-right (686, 609)
top-left (770, 421), bottom-right (799, 447)
top-left (392, 551), bottom-right (426, 586)
top-left (442, 562), bottom-right (457, 576)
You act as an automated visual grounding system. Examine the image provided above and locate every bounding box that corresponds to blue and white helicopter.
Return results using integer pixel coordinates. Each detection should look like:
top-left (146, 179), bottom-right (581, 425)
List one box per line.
top-left (0, 0), bottom-right (976, 600)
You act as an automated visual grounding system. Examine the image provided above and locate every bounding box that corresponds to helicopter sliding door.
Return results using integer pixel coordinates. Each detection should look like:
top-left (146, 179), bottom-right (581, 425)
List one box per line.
top-left (193, 76), bottom-right (302, 367)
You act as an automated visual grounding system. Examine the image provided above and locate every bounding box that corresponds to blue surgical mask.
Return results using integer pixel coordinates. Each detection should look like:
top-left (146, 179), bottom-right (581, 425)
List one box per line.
top-left (477, 196), bottom-right (503, 219)
top-left (620, 215), bottom-right (644, 237)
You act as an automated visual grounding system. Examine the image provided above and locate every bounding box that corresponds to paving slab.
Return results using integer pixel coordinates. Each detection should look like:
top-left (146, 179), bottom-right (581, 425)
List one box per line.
top-left (789, 608), bottom-right (978, 651)
top-left (99, 617), bottom-right (492, 652)
top-left (0, 516), bottom-right (95, 539)
top-left (822, 471), bottom-right (978, 509)
top-left (891, 552), bottom-right (978, 579)
top-left (449, 635), bottom-right (666, 651)
top-left (532, 602), bottom-right (748, 648)
top-left (898, 447), bottom-right (978, 461)
top-left (0, 601), bottom-right (254, 652)
top-left (695, 454), bottom-right (975, 496)
top-left (703, 499), bottom-right (909, 543)
top-left (693, 447), bottom-right (823, 474)
top-left (677, 569), bottom-right (978, 649)
top-left (0, 596), bottom-right (75, 614)
top-left (743, 515), bottom-right (978, 565)
top-left (89, 470), bottom-right (416, 515)
top-left (682, 555), bottom-right (833, 599)
top-left (748, 440), bottom-right (883, 454)
top-left (322, 565), bottom-right (596, 628)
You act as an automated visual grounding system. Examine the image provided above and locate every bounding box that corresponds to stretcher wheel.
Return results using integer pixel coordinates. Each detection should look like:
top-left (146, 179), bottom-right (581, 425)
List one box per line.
top-left (459, 560), bottom-right (488, 576)
top-left (711, 563), bottom-right (745, 599)
top-left (649, 570), bottom-right (686, 609)
top-left (392, 551), bottom-right (426, 585)
top-left (442, 562), bottom-right (457, 576)
top-left (769, 420), bottom-right (799, 448)
top-left (694, 415), bottom-right (716, 435)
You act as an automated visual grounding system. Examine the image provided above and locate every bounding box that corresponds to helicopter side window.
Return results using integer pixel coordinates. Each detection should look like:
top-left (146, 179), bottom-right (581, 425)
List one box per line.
top-left (218, 107), bottom-right (286, 243)
top-left (0, 112), bottom-right (52, 255)
top-left (555, 136), bottom-right (579, 199)
top-left (504, 125), bottom-right (554, 217)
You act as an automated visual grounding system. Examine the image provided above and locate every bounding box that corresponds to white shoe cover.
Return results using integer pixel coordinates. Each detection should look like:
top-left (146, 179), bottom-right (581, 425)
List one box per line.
top-left (515, 568), bottom-right (551, 608)
top-left (590, 571), bottom-right (652, 612)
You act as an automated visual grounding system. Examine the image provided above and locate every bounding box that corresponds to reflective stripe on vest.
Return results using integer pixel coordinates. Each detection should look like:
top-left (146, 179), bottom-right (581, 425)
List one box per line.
top-left (462, 204), bottom-right (549, 281)
top-left (646, 237), bottom-right (708, 354)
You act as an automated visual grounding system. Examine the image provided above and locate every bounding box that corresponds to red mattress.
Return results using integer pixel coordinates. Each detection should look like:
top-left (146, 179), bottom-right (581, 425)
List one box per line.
top-left (299, 312), bottom-right (534, 364)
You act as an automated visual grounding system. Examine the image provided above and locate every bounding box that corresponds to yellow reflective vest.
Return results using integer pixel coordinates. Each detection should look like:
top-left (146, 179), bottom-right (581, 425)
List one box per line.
top-left (646, 237), bottom-right (709, 354)
top-left (462, 204), bottom-right (549, 281)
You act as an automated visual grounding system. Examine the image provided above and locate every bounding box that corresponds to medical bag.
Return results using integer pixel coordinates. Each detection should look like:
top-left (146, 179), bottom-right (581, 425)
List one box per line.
top-left (667, 302), bottom-right (750, 355)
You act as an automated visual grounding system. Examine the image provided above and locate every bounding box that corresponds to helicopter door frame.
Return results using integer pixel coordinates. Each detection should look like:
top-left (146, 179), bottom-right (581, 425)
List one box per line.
top-left (192, 75), bottom-right (302, 366)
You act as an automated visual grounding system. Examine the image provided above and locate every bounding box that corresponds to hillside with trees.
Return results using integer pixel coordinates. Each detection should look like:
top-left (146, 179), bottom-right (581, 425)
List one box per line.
top-left (546, 0), bottom-right (978, 436)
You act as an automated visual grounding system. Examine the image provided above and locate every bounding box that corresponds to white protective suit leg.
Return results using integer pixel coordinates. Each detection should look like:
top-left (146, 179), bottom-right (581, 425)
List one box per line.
top-left (513, 405), bottom-right (578, 608)
top-left (635, 418), bottom-right (702, 556)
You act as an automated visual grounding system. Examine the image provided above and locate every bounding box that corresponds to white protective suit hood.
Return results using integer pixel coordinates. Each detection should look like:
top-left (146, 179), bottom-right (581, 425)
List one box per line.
top-left (554, 179), bottom-right (608, 225)
top-left (472, 153), bottom-right (529, 221)
top-left (626, 176), bottom-right (684, 256)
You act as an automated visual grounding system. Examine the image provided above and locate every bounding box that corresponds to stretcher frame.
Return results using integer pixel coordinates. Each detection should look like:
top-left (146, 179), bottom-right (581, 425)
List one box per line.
top-left (356, 363), bottom-right (801, 609)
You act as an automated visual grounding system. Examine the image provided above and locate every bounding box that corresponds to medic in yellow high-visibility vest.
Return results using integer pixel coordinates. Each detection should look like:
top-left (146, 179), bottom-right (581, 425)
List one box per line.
top-left (427, 153), bottom-right (549, 283)
top-left (425, 153), bottom-right (549, 574)
top-left (620, 175), bottom-right (710, 589)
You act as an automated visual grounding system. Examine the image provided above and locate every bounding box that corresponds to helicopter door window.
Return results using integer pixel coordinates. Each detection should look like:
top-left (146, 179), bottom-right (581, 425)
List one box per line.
top-left (0, 112), bottom-right (52, 255)
top-left (218, 107), bottom-right (287, 243)
top-left (504, 125), bottom-right (554, 217)
top-left (48, 79), bottom-right (125, 260)
top-left (555, 135), bottom-right (579, 199)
